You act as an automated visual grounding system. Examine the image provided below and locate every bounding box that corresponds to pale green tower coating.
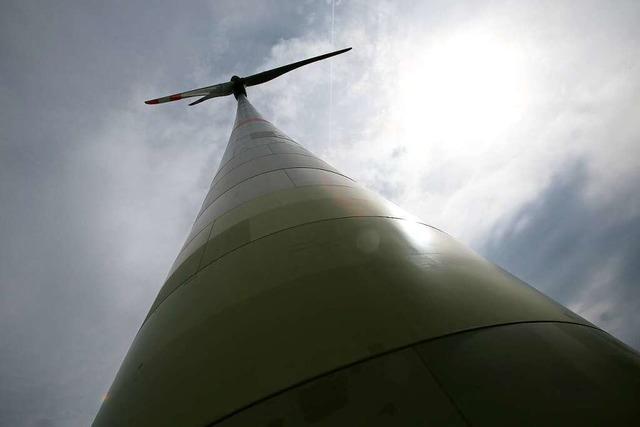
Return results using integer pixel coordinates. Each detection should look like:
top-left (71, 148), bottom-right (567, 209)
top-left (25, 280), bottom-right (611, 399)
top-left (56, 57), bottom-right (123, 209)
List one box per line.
top-left (94, 96), bottom-right (640, 426)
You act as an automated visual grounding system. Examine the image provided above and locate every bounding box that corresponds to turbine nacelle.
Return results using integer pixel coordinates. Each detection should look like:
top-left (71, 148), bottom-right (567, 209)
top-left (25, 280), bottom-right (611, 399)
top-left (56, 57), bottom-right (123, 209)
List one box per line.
top-left (229, 75), bottom-right (247, 99)
top-left (144, 47), bottom-right (352, 106)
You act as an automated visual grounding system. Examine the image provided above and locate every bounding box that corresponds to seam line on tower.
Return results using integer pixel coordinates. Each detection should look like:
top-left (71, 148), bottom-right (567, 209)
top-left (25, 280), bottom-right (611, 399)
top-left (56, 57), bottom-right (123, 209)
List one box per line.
top-left (204, 320), bottom-right (602, 426)
top-left (196, 167), bottom-right (356, 221)
top-left (142, 214), bottom-right (443, 326)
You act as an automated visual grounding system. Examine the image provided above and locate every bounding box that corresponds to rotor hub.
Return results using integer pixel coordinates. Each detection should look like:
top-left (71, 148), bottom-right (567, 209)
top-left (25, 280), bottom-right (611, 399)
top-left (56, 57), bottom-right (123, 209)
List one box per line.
top-left (230, 75), bottom-right (247, 99)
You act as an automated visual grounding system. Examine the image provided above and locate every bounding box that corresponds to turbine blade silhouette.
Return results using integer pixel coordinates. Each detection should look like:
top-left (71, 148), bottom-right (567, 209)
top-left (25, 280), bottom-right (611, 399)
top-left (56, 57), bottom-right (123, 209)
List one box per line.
top-left (243, 47), bottom-right (352, 87)
top-left (144, 82), bottom-right (233, 105)
top-left (144, 47), bottom-right (352, 106)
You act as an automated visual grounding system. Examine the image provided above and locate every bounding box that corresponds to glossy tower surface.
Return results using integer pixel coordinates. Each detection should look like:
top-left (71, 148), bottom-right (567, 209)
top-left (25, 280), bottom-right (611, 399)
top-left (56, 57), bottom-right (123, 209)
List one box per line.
top-left (94, 96), bottom-right (640, 426)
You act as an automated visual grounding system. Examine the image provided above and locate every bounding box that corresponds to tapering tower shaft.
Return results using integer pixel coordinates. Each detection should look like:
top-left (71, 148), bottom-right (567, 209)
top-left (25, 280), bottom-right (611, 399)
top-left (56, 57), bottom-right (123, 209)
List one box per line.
top-left (94, 96), bottom-right (640, 427)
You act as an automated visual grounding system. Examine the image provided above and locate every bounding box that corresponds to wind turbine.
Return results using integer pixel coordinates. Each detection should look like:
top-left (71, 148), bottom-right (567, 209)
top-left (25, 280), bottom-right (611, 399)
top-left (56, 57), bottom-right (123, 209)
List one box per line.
top-left (94, 48), bottom-right (640, 426)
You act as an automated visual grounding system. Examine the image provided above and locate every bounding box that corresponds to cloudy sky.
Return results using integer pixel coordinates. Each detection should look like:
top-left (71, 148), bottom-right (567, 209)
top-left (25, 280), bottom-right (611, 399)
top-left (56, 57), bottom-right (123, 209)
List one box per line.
top-left (1, 0), bottom-right (639, 425)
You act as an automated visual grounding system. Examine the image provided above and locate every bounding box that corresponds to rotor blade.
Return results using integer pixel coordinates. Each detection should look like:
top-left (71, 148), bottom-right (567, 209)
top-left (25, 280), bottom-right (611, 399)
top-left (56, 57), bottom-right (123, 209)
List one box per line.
top-left (144, 82), bottom-right (234, 105)
top-left (242, 47), bottom-right (352, 87)
top-left (189, 93), bottom-right (218, 106)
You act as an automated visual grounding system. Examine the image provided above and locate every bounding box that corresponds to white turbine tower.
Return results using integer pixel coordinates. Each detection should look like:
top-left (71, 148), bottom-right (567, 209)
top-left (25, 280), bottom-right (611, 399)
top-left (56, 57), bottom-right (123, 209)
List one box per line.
top-left (94, 48), bottom-right (640, 426)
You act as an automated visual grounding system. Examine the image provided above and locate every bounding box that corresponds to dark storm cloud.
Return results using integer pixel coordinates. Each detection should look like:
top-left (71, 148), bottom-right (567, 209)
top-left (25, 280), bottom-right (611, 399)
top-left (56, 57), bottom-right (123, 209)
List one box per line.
top-left (483, 162), bottom-right (640, 349)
